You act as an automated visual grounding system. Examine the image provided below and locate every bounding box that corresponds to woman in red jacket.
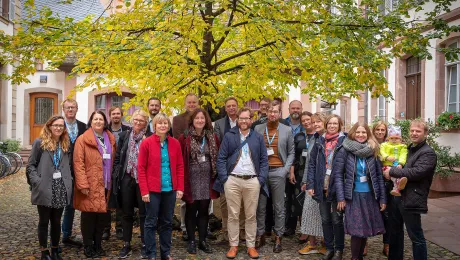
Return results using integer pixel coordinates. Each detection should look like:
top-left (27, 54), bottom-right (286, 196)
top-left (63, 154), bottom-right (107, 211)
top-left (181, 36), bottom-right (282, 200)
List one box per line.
top-left (178, 108), bottom-right (220, 255)
top-left (138, 112), bottom-right (184, 260)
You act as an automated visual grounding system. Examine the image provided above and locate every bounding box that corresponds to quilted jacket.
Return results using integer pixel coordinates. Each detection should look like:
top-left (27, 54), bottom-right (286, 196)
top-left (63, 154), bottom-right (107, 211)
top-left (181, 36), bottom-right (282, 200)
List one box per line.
top-left (390, 140), bottom-right (437, 214)
top-left (333, 148), bottom-right (386, 204)
top-left (306, 132), bottom-right (346, 202)
top-left (73, 129), bottom-right (116, 213)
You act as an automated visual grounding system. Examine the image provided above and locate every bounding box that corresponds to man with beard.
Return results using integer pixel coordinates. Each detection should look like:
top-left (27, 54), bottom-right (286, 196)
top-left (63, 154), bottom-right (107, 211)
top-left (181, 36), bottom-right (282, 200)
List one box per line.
top-left (254, 101), bottom-right (294, 253)
top-left (214, 107), bottom-right (268, 259)
top-left (103, 106), bottom-right (131, 241)
top-left (252, 97), bottom-right (289, 129)
top-left (283, 100), bottom-right (304, 237)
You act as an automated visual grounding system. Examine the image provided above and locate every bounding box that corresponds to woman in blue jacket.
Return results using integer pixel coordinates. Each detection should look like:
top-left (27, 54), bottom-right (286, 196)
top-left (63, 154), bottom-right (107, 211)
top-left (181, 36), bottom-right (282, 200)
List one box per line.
top-left (334, 122), bottom-right (386, 260)
top-left (306, 114), bottom-right (346, 260)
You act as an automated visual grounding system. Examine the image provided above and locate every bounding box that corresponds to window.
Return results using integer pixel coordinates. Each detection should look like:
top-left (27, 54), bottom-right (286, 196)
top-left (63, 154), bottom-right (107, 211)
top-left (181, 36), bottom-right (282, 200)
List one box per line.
top-left (0, 0), bottom-right (14, 21)
top-left (378, 95), bottom-right (386, 120)
top-left (407, 56), bottom-right (421, 75)
top-left (95, 92), bottom-right (137, 122)
top-left (446, 41), bottom-right (460, 112)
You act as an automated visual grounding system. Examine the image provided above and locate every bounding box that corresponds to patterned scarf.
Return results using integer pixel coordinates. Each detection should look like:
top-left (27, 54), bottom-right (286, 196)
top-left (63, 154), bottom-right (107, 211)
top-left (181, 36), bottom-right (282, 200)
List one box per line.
top-left (126, 129), bottom-right (146, 183)
top-left (189, 127), bottom-right (218, 177)
top-left (325, 132), bottom-right (339, 169)
top-left (342, 138), bottom-right (375, 158)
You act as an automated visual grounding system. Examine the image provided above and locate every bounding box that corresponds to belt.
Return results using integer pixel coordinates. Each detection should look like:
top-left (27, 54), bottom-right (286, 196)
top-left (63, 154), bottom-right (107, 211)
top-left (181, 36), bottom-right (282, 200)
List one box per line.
top-left (230, 174), bottom-right (257, 180)
top-left (269, 166), bottom-right (282, 170)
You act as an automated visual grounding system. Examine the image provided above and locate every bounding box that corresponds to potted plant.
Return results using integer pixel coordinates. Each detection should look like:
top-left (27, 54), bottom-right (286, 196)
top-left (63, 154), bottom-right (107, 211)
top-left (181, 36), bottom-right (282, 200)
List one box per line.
top-left (437, 111), bottom-right (460, 133)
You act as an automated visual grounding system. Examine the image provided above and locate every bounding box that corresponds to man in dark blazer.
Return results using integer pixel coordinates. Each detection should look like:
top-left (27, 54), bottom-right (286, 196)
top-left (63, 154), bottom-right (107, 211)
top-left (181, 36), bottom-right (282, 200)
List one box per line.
top-left (383, 119), bottom-right (437, 260)
top-left (214, 97), bottom-right (239, 142)
top-left (61, 99), bottom-right (87, 247)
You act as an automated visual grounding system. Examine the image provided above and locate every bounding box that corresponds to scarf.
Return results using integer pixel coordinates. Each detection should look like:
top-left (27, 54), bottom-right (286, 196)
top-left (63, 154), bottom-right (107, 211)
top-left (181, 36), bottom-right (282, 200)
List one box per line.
top-left (189, 127), bottom-right (218, 177)
top-left (94, 130), bottom-right (112, 189)
top-left (126, 129), bottom-right (146, 183)
top-left (342, 138), bottom-right (375, 158)
top-left (324, 132), bottom-right (339, 169)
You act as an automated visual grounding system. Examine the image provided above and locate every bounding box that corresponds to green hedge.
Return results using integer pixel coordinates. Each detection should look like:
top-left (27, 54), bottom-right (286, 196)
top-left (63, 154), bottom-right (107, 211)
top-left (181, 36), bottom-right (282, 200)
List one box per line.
top-left (0, 139), bottom-right (21, 153)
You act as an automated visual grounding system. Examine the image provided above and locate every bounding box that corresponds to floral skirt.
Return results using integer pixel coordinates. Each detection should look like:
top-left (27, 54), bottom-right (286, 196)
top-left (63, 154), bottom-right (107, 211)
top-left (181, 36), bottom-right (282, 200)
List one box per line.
top-left (344, 191), bottom-right (385, 238)
top-left (300, 194), bottom-right (323, 237)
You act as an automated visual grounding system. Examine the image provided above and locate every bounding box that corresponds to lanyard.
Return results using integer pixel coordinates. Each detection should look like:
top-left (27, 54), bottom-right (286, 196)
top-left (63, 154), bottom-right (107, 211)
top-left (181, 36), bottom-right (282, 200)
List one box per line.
top-left (241, 135), bottom-right (249, 159)
top-left (96, 135), bottom-right (107, 153)
top-left (200, 137), bottom-right (206, 153)
top-left (265, 125), bottom-right (279, 146)
top-left (326, 148), bottom-right (334, 168)
top-left (305, 134), bottom-right (313, 150)
top-left (53, 145), bottom-right (61, 169)
top-left (358, 158), bottom-right (366, 174)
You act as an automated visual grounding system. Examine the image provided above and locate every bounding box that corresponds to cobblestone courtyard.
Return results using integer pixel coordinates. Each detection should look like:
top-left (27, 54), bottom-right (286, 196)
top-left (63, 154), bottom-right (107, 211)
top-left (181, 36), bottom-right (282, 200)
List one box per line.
top-left (1, 171), bottom-right (459, 259)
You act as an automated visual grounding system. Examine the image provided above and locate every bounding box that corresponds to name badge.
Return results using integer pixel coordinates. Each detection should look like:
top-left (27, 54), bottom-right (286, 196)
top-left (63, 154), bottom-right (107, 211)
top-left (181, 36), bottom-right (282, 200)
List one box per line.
top-left (302, 149), bottom-right (308, 157)
top-left (53, 171), bottom-right (62, 179)
top-left (103, 153), bottom-right (111, 160)
top-left (326, 169), bottom-right (332, 176)
top-left (267, 148), bottom-right (274, 156)
top-left (360, 176), bottom-right (368, 183)
top-left (198, 155), bottom-right (206, 162)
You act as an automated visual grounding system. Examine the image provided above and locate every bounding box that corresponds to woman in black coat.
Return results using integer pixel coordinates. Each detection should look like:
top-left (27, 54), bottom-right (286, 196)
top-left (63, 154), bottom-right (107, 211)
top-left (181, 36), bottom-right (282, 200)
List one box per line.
top-left (334, 122), bottom-right (386, 260)
top-left (113, 109), bottom-right (151, 258)
top-left (27, 115), bottom-right (73, 260)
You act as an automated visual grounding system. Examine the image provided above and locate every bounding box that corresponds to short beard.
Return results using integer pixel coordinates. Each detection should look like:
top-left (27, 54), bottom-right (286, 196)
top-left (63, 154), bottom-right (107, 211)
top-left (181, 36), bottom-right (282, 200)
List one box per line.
top-left (290, 112), bottom-right (300, 120)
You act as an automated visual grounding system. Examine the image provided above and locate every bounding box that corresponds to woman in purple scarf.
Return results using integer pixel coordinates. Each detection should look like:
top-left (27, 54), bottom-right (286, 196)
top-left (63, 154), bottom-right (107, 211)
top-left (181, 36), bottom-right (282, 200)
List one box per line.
top-left (73, 111), bottom-right (116, 258)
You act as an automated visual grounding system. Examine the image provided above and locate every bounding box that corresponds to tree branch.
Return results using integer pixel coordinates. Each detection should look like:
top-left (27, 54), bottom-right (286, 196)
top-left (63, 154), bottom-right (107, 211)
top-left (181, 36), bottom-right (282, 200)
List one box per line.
top-left (208, 0), bottom-right (237, 62)
top-left (215, 64), bottom-right (245, 76)
top-left (212, 40), bottom-right (277, 69)
top-left (176, 77), bottom-right (197, 91)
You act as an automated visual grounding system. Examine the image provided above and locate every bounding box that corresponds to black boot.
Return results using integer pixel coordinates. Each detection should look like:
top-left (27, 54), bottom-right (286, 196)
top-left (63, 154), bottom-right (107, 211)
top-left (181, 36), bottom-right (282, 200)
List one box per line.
top-left (198, 240), bottom-right (213, 253)
top-left (50, 247), bottom-right (63, 260)
top-left (331, 251), bottom-right (343, 260)
top-left (118, 241), bottom-right (132, 258)
top-left (187, 240), bottom-right (197, 254)
top-left (40, 250), bottom-right (52, 260)
top-left (94, 243), bottom-right (106, 257)
top-left (321, 250), bottom-right (335, 260)
top-left (83, 245), bottom-right (95, 258)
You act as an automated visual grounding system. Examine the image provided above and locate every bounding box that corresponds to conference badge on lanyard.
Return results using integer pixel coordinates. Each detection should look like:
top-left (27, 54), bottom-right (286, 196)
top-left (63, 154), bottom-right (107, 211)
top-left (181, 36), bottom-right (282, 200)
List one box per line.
top-left (265, 126), bottom-right (278, 156)
top-left (53, 147), bottom-right (62, 179)
top-left (198, 137), bottom-right (206, 162)
top-left (359, 158), bottom-right (367, 183)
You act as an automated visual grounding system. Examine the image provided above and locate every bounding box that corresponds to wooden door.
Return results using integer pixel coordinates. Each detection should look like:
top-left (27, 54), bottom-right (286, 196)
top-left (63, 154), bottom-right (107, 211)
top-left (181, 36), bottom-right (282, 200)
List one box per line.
top-left (405, 74), bottom-right (421, 119)
top-left (30, 93), bottom-right (58, 143)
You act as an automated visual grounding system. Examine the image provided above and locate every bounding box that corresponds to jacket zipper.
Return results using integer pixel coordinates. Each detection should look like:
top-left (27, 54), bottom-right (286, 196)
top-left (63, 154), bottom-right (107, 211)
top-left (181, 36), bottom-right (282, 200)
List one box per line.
top-left (367, 158), bottom-right (378, 200)
top-left (351, 155), bottom-right (356, 201)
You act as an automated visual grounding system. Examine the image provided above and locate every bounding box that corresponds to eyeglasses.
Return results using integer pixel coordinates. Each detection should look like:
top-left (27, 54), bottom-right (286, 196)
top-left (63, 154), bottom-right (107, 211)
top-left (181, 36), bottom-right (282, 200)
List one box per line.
top-left (268, 110), bottom-right (279, 114)
top-left (238, 117), bottom-right (251, 122)
top-left (133, 119), bottom-right (146, 124)
top-left (51, 124), bottom-right (65, 129)
top-left (64, 106), bottom-right (77, 111)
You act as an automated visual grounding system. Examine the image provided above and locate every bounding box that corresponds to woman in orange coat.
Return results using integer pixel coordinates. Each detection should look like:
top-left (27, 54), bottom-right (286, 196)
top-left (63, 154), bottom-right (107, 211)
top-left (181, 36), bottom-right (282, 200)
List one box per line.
top-left (73, 111), bottom-right (116, 258)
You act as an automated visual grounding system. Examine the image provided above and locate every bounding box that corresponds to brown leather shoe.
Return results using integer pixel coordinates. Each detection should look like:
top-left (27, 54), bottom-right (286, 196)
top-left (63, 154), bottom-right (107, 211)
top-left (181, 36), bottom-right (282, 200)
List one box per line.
top-left (247, 247), bottom-right (259, 259)
top-left (273, 235), bottom-right (282, 253)
top-left (383, 243), bottom-right (389, 256)
top-left (255, 235), bottom-right (265, 249)
top-left (363, 242), bottom-right (368, 256)
top-left (226, 246), bottom-right (238, 259)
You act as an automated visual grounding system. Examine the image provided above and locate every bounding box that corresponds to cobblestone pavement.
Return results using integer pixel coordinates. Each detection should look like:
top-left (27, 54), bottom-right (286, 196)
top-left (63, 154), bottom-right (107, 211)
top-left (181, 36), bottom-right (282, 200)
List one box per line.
top-left (1, 171), bottom-right (459, 260)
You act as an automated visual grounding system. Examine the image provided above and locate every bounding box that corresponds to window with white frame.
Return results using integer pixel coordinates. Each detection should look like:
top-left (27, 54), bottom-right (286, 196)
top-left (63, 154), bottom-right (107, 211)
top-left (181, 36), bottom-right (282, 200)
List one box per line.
top-left (378, 95), bottom-right (386, 119)
top-left (0, 0), bottom-right (14, 21)
top-left (446, 41), bottom-right (460, 113)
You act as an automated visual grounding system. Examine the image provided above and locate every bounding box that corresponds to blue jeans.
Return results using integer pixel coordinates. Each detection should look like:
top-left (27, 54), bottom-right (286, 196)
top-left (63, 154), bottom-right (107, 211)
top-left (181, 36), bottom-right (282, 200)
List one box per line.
top-left (62, 189), bottom-right (75, 239)
top-left (389, 196), bottom-right (427, 260)
top-left (319, 200), bottom-right (344, 251)
top-left (144, 191), bottom-right (176, 259)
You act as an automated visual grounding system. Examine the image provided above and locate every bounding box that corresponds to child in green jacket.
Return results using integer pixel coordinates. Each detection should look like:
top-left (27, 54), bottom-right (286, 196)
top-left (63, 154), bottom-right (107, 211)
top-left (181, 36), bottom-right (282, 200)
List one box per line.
top-left (380, 125), bottom-right (408, 196)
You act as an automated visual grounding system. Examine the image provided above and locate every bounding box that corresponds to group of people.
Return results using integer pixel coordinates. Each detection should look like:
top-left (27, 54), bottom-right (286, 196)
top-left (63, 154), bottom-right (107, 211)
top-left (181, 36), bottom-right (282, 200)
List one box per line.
top-left (26, 94), bottom-right (437, 260)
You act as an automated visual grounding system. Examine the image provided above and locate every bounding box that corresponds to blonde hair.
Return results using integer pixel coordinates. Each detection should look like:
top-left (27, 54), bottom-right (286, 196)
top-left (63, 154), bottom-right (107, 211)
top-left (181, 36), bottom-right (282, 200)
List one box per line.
top-left (61, 98), bottom-right (78, 109)
top-left (348, 122), bottom-right (380, 157)
top-left (372, 120), bottom-right (388, 140)
top-left (152, 113), bottom-right (171, 132)
top-left (410, 119), bottom-right (429, 133)
top-left (40, 115), bottom-right (70, 152)
top-left (130, 109), bottom-right (149, 124)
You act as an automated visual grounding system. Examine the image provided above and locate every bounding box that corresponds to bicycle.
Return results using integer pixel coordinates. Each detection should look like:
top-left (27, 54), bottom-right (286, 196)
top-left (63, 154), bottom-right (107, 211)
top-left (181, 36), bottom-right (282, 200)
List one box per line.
top-left (0, 154), bottom-right (11, 178)
top-left (0, 142), bottom-right (24, 176)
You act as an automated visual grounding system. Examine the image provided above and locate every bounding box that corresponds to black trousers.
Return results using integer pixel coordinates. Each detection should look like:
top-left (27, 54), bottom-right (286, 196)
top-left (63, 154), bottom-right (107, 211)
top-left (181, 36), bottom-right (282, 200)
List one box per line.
top-left (185, 199), bottom-right (210, 242)
top-left (120, 175), bottom-right (146, 243)
top-left (285, 173), bottom-right (303, 231)
top-left (37, 206), bottom-right (64, 248)
top-left (81, 212), bottom-right (111, 246)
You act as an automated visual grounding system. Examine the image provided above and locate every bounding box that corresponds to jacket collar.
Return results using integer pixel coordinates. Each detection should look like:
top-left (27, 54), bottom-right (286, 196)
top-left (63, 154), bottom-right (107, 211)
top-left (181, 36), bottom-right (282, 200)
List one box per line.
top-left (81, 128), bottom-right (115, 148)
top-left (408, 139), bottom-right (427, 153)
